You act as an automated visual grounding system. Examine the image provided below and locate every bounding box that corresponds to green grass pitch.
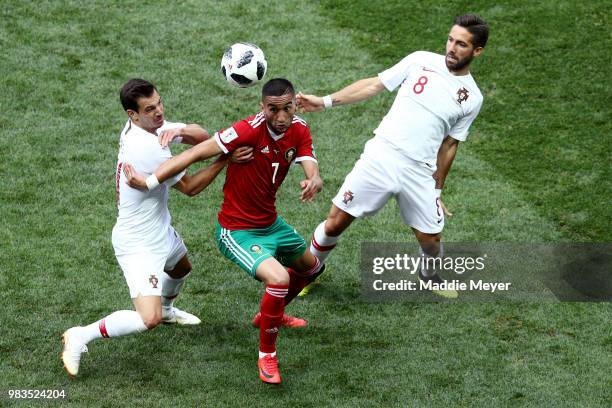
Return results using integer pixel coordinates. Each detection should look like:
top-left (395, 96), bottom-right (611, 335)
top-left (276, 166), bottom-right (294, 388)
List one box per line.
top-left (0, 0), bottom-right (610, 406)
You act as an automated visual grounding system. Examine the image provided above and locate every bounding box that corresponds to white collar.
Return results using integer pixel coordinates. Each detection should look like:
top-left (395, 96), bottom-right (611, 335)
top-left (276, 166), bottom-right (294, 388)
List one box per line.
top-left (267, 125), bottom-right (284, 141)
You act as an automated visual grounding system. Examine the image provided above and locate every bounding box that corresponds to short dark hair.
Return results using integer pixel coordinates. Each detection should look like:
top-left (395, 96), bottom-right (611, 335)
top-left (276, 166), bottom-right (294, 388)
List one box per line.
top-left (120, 78), bottom-right (157, 112)
top-left (454, 14), bottom-right (489, 49)
top-left (262, 78), bottom-right (295, 98)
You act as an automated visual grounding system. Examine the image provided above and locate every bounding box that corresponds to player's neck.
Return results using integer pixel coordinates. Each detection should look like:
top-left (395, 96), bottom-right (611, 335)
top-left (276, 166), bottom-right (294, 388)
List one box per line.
top-left (131, 120), bottom-right (158, 136)
top-left (449, 66), bottom-right (471, 76)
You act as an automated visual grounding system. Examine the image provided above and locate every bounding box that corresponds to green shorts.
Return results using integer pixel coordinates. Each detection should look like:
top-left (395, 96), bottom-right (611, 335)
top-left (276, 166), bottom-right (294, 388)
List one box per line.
top-left (215, 216), bottom-right (307, 278)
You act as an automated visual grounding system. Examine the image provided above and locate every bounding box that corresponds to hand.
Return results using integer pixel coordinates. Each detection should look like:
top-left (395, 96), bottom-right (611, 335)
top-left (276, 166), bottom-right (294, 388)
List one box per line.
top-left (296, 92), bottom-right (325, 113)
top-left (122, 164), bottom-right (148, 190)
top-left (158, 128), bottom-right (183, 148)
top-left (230, 146), bottom-right (254, 163)
top-left (438, 197), bottom-right (453, 217)
top-left (300, 175), bottom-right (323, 202)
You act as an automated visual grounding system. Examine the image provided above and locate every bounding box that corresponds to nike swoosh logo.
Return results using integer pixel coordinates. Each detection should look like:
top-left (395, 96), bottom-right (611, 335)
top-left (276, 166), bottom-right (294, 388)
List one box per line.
top-left (260, 368), bottom-right (274, 379)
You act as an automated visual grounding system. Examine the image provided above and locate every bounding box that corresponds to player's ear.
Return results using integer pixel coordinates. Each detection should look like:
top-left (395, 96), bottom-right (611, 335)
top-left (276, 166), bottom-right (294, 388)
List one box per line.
top-left (127, 109), bottom-right (138, 121)
top-left (473, 46), bottom-right (484, 57)
top-left (259, 101), bottom-right (264, 111)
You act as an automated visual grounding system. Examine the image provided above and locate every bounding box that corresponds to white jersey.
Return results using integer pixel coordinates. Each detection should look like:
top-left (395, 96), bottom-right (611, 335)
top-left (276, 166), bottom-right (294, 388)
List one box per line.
top-left (375, 51), bottom-right (483, 166)
top-left (113, 120), bottom-right (186, 253)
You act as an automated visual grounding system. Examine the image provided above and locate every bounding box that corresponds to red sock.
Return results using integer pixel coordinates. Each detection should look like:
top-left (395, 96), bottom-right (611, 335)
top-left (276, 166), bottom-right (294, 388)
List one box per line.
top-left (259, 284), bottom-right (288, 353)
top-left (285, 258), bottom-right (321, 306)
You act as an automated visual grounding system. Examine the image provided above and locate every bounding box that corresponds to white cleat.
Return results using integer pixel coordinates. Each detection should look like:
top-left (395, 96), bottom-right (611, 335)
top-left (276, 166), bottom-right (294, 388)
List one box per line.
top-left (61, 327), bottom-right (88, 377)
top-left (161, 307), bottom-right (201, 325)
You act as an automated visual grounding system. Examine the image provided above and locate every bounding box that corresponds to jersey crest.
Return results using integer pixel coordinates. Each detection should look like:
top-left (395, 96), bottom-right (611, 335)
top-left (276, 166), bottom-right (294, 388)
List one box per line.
top-left (456, 87), bottom-right (469, 104)
top-left (285, 147), bottom-right (296, 162)
top-left (342, 190), bottom-right (354, 205)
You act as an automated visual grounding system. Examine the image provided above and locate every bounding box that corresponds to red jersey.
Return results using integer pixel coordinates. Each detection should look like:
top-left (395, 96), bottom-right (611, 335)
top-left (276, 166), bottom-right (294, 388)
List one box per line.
top-left (214, 112), bottom-right (317, 229)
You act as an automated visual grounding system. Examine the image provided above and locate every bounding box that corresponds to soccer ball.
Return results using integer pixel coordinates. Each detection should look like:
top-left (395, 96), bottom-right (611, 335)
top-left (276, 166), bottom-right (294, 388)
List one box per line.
top-left (221, 43), bottom-right (267, 88)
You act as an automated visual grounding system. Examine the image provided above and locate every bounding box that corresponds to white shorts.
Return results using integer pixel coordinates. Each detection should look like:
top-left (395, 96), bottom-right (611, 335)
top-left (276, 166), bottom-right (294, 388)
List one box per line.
top-left (332, 137), bottom-right (444, 234)
top-left (112, 225), bottom-right (188, 298)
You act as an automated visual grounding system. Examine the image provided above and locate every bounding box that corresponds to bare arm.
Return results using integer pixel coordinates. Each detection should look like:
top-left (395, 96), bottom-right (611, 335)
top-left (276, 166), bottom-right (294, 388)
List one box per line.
top-left (432, 136), bottom-right (460, 217)
top-left (125, 137), bottom-right (224, 190)
top-left (172, 146), bottom-right (254, 196)
top-left (299, 160), bottom-right (323, 202)
top-left (124, 145), bottom-right (254, 192)
top-left (433, 136), bottom-right (460, 190)
top-left (159, 124), bottom-right (210, 147)
top-left (296, 77), bottom-right (386, 112)
top-left (172, 155), bottom-right (229, 197)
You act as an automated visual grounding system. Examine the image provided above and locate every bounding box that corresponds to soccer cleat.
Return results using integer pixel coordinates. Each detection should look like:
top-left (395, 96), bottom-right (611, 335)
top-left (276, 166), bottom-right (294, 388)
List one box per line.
top-left (161, 307), bottom-right (201, 325)
top-left (297, 283), bottom-right (313, 297)
top-left (418, 270), bottom-right (459, 299)
top-left (252, 312), bottom-right (308, 328)
top-left (61, 327), bottom-right (88, 377)
top-left (258, 354), bottom-right (281, 384)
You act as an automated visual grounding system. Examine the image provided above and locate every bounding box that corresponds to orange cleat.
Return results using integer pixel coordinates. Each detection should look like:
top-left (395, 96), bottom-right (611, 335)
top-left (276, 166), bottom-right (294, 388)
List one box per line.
top-left (258, 354), bottom-right (281, 384)
top-left (252, 312), bottom-right (308, 328)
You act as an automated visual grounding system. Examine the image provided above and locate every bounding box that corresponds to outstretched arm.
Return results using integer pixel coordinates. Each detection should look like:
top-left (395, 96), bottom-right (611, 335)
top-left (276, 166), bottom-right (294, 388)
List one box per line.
top-left (299, 160), bottom-right (323, 202)
top-left (172, 155), bottom-right (228, 197)
top-left (296, 77), bottom-right (386, 112)
top-left (172, 146), bottom-right (254, 196)
top-left (124, 145), bottom-right (254, 193)
top-left (125, 137), bottom-right (223, 190)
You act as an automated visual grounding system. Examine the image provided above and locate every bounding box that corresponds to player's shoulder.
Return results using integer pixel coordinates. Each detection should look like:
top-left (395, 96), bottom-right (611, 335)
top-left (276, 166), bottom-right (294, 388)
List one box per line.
top-left (291, 115), bottom-right (309, 129)
top-left (464, 74), bottom-right (484, 103)
top-left (244, 112), bottom-right (266, 130)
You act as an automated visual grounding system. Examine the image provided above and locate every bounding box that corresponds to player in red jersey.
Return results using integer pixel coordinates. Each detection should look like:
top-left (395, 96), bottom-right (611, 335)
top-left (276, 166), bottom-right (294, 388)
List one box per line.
top-left (124, 78), bottom-right (325, 384)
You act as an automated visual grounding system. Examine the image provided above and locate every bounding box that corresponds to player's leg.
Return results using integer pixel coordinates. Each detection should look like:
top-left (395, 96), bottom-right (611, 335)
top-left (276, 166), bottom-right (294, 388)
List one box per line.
top-left (310, 204), bottom-right (355, 264)
top-left (310, 139), bottom-right (395, 265)
top-left (160, 227), bottom-right (201, 325)
top-left (215, 223), bottom-right (288, 384)
top-left (397, 159), bottom-right (457, 298)
top-left (254, 258), bottom-right (289, 384)
top-left (61, 253), bottom-right (162, 376)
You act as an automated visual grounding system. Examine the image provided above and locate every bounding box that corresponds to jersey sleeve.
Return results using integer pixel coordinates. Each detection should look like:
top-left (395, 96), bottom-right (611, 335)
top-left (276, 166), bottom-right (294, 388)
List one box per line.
top-left (214, 119), bottom-right (256, 154)
top-left (378, 52), bottom-right (422, 92)
top-left (448, 99), bottom-right (483, 142)
top-left (294, 126), bottom-right (317, 164)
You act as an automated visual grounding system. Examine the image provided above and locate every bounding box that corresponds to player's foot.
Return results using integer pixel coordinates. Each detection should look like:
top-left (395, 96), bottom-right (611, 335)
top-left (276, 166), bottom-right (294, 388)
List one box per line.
top-left (418, 270), bottom-right (459, 299)
top-left (61, 327), bottom-right (88, 377)
top-left (298, 283), bottom-right (313, 297)
top-left (162, 307), bottom-right (201, 325)
top-left (258, 354), bottom-right (281, 384)
top-left (252, 312), bottom-right (308, 328)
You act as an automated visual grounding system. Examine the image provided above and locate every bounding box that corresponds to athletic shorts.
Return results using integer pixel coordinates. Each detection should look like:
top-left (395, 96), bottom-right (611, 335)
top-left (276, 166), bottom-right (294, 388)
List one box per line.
top-left (332, 137), bottom-right (444, 234)
top-left (112, 225), bottom-right (187, 298)
top-left (215, 216), bottom-right (307, 278)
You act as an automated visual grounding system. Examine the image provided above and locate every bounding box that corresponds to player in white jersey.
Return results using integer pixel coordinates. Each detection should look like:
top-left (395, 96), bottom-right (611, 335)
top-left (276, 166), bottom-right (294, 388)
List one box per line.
top-left (297, 14), bottom-right (489, 297)
top-left (61, 79), bottom-right (253, 376)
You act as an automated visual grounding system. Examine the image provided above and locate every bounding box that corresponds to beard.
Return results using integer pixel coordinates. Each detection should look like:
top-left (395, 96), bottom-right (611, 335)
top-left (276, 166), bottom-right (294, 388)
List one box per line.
top-left (445, 53), bottom-right (473, 72)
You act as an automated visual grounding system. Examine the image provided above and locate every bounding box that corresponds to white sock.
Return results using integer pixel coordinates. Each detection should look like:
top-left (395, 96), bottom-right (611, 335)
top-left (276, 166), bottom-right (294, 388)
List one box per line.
top-left (259, 351), bottom-right (277, 359)
top-left (310, 221), bottom-right (339, 263)
top-left (420, 242), bottom-right (444, 278)
top-left (80, 310), bottom-right (147, 344)
top-left (161, 271), bottom-right (187, 310)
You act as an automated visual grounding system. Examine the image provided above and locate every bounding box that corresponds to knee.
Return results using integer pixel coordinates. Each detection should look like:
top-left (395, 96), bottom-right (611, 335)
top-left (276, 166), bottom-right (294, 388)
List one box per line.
top-left (139, 311), bottom-right (162, 329)
top-left (414, 231), bottom-right (441, 256)
top-left (264, 270), bottom-right (290, 286)
top-left (167, 260), bottom-right (192, 279)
